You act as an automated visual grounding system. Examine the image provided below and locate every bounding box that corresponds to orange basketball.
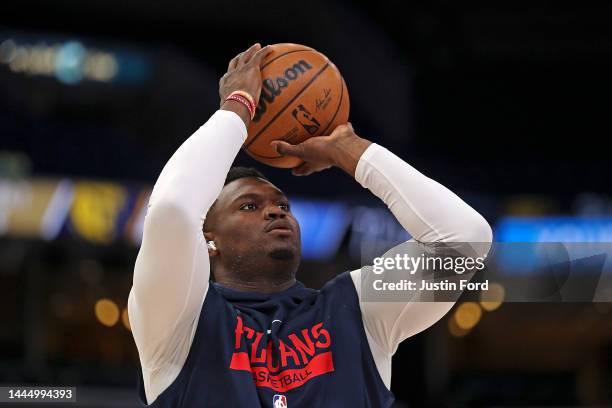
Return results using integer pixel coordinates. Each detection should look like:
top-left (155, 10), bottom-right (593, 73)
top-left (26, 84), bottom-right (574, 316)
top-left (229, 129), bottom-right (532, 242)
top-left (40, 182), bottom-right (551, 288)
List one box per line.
top-left (244, 43), bottom-right (350, 168)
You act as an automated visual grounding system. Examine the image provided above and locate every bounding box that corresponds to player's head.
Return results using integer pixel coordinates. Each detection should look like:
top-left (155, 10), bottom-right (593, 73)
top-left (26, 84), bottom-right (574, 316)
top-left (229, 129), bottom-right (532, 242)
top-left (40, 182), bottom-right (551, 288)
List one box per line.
top-left (203, 167), bottom-right (301, 283)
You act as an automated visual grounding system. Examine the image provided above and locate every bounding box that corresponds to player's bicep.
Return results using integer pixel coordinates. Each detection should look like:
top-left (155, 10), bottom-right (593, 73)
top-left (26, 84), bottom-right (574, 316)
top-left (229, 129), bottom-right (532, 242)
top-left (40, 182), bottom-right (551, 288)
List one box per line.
top-left (351, 238), bottom-right (465, 354)
top-left (350, 268), bottom-right (402, 355)
top-left (352, 266), bottom-right (457, 355)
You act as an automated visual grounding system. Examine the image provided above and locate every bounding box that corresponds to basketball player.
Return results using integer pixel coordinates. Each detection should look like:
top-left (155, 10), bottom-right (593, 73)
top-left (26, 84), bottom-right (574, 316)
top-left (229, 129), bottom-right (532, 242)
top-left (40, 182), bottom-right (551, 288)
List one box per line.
top-left (128, 43), bottom-right (492, 407)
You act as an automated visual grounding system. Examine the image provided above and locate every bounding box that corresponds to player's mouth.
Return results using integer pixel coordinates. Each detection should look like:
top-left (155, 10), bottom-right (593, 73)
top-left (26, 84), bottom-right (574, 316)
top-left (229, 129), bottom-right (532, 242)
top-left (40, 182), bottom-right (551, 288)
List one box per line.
top-left (265, 220), bottom-right (293, 235)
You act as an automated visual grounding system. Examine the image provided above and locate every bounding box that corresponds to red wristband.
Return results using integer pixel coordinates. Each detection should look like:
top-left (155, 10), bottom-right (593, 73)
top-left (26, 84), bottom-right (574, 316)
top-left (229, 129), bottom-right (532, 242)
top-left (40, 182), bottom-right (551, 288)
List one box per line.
top-left (226, 91), bottom-right (256, 120)
top-left (231, 91), bottom-right (256, 111)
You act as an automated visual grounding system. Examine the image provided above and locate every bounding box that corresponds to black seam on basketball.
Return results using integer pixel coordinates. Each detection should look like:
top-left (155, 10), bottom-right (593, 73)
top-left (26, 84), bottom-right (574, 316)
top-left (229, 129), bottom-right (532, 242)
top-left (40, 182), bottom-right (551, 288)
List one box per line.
top-left (320, 76), bottom-right (346, 135)
top-left (245, 62), bottom-right (331, 149)
top-left (262, 49), bottom-right (316, 69)
top-left (247, 152), bottom-right (290, 159)
top-left (249, 153), bottom-right (291, 160)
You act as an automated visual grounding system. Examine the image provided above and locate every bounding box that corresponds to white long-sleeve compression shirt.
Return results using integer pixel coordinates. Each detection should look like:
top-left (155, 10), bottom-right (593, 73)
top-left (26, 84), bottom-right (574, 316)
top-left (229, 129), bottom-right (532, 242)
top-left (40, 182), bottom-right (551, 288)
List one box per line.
top-left (128, 110), bottom-right (492, 404)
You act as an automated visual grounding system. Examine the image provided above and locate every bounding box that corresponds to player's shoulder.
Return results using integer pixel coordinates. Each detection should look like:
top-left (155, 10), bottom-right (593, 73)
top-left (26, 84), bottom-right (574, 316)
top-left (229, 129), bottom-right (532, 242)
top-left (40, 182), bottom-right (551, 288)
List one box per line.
top-left (319, 271), bottom-right (359, 300)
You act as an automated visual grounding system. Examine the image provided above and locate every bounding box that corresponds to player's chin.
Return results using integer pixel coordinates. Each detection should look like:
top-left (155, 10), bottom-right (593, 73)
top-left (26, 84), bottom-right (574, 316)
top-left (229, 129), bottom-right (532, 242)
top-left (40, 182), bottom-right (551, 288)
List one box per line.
top-left (267, 241), bottom-right (299, 261)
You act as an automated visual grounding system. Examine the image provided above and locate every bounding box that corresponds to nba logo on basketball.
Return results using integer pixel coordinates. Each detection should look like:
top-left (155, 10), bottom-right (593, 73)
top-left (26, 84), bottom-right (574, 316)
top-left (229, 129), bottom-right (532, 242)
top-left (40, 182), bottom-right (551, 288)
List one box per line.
top-left (273, 394), bottom-right (287, 408)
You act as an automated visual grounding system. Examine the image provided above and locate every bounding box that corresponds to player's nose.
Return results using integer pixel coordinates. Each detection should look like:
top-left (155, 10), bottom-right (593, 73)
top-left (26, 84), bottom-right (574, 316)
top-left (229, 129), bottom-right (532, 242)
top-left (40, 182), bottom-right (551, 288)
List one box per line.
top-left (264, 204), bottom-right (286, 219)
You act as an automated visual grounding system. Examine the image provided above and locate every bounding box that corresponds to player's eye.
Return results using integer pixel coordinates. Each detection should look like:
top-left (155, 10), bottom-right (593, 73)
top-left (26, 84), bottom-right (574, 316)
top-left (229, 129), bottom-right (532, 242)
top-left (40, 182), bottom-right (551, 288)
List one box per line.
top-left (278, 202), bottom-right (291, 211)
top-left (240, 202), bottom-right (257, 211)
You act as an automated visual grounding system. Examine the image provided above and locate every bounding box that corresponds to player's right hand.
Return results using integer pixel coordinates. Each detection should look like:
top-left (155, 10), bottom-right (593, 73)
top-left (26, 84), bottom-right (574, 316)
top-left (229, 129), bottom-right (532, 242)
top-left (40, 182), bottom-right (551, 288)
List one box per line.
top-left (271, 123), bottom-right (373, 177)
top-left (219, 43), bottom-right (271, 108)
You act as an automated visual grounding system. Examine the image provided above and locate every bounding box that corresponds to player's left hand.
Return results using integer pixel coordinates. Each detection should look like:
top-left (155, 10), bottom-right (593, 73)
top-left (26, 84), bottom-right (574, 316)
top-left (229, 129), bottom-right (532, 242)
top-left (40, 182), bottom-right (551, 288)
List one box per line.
top-left (270, 123), bottom-right (372, 177)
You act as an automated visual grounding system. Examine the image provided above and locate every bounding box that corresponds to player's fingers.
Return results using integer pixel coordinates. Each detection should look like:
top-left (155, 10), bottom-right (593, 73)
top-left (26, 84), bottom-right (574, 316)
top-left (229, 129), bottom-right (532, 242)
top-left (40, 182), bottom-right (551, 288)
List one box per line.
top-left (240, 43), bottom-right (261, 65)
top-left (228, 43), bottom-right (258, 70)
top-left (250, 45), bottom-right (273, 68)
top-left (228, 52), bottom-right (242, 71)
top-left (271, 141), bottom-right (305, 158)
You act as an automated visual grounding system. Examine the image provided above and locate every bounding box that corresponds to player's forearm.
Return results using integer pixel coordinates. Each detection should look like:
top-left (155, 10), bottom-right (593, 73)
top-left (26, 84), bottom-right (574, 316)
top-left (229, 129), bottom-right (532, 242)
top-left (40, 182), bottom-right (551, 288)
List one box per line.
top-left (331, 135), bottom-right (373, 176)
top-left (354, 144), bottom-right (492, 251)
top-left (147, 110), bottom-right (247, 224)
top-left (221, 100), bottom-right (251, 129)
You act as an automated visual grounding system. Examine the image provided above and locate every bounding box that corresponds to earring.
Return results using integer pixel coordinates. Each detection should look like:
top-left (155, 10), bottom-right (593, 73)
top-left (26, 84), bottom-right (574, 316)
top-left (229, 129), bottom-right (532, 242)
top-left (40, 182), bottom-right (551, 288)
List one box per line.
top-left (207, 241), bottom-right (217, 251)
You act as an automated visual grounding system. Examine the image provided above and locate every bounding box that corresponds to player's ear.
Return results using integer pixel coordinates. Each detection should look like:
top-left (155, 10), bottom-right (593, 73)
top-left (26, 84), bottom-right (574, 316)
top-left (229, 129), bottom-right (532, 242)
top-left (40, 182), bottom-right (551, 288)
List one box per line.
top-left (204, 232), bottom-right (218, 257)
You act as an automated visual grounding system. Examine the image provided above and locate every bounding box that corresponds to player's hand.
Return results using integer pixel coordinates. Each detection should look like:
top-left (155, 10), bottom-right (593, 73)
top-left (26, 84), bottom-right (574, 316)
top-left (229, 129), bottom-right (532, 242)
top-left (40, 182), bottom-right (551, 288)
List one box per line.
top-left (270, 123), bottom-right (373, 177)
top-left (219, 43), bottom-right (271, 107)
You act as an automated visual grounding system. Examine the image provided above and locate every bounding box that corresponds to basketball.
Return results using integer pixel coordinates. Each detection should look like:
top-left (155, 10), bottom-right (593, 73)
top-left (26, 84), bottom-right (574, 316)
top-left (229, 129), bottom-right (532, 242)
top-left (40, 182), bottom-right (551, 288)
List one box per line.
top-left (244, 43), bottom-right (350, 168)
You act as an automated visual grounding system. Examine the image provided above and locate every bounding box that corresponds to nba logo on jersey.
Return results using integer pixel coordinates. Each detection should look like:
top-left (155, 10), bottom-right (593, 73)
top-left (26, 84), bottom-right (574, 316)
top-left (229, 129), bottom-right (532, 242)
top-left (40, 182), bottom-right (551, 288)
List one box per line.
top-left (273, 394), bottom-right (287, 408)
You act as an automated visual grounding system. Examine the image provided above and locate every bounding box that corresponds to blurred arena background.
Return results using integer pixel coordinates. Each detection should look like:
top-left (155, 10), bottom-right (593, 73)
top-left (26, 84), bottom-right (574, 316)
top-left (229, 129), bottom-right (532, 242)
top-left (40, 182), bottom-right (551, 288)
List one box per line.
top-left (1, 1), bottom-right (612, 406)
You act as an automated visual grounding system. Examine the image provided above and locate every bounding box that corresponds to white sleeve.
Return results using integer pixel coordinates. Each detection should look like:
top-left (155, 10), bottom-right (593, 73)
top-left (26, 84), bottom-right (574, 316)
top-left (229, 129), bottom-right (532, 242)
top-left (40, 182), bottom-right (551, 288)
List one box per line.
top-left (349, 143), bottom-right (492, 357)
top-left (127, 110), bottom-right (246, 382)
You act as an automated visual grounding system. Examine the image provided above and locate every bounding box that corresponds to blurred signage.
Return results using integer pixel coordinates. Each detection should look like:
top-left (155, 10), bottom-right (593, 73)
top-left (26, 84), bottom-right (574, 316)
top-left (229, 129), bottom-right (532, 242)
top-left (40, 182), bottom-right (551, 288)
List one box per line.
top-left (495, 216), bottom-right (612, 275)
top-left (495, 216), bottom-right (612, 242)
top-left (0, 36), bottom-right (151, 85)
top-left (290, 199), bottom-right (351, 260)
top-left (0, 177), bottom-right (416, 261)
top-left (69, 182), bottom-right (128, 244)
top-left (0, 178), bottom-right (72, 239)
top-left (348, 206), bottom-right (411, 261)
top-left (124, 195), bottom-right (351, 260)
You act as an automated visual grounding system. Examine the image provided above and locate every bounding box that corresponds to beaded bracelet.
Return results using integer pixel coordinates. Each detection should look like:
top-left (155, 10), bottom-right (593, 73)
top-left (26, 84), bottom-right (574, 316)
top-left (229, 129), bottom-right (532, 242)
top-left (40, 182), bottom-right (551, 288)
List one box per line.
top-left (225, 91), bottom-right (256, 120)
top-left (231, 91), bottom-right (256, 112)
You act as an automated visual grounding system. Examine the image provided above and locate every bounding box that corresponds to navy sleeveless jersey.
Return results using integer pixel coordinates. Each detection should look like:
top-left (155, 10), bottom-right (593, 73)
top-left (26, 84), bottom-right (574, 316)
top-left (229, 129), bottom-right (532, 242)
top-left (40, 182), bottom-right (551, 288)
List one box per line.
top-left (136, 272), bottom-right (394, 407)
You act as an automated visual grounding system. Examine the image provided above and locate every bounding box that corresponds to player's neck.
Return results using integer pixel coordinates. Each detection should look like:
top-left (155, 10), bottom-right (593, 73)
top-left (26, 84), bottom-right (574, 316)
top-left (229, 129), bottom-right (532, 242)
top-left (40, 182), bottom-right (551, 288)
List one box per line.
top-left (214, 275), bottom-right (297, 294)
top-left (212, 252), bottom-right (299, 293)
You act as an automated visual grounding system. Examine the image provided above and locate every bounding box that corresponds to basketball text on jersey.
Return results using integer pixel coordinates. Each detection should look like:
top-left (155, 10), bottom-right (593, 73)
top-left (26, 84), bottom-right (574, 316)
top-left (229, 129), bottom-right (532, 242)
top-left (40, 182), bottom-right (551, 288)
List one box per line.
top-left (229, 316), bottom-right (334, 392)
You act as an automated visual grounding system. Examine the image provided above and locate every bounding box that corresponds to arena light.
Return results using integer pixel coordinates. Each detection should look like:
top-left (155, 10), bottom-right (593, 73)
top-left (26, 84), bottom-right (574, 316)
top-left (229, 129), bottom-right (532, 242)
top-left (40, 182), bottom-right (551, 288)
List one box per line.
top-left (84, 50), bottom-right (117, 81)
top-left (54, 41), bottom-right (86, 84)
top-left (94, 299), bottom-right (120, 327)
top-left (448, 315), bottom-right (470, 338)
top-left (479, 282), bottom-right (505, 312)
top-left (0, 39), bottom-right (17, 63)
top-left (453, 302), bottom-right (482, 331)
top-left (121, 308), bottom-right (131, 331)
